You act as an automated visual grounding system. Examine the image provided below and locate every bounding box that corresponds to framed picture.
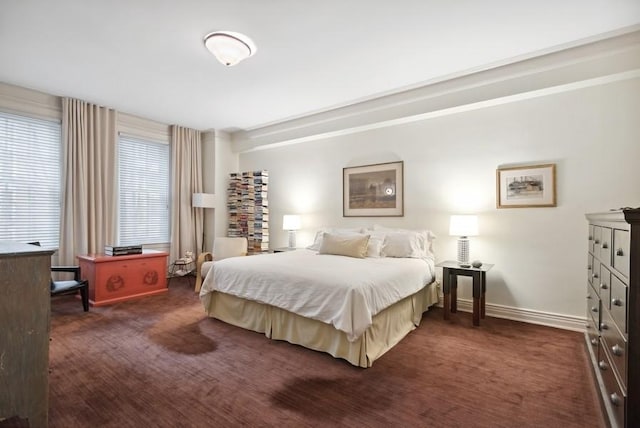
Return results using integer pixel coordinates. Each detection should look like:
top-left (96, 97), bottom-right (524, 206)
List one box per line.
top-left (343, 161), bottom-right (404, 217)
top-left (496, 163), bottom-right (556, 208)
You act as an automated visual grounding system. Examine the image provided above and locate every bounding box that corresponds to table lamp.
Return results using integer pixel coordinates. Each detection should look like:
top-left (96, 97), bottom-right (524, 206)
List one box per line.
top-left (282, 215), bottom-right (301, 249)
top-left (449, 215), bottom-right (478, 267)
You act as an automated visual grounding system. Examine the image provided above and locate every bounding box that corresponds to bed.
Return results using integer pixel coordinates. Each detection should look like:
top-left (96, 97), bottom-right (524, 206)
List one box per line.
top-left (199, 230), bottom-right (438, 368)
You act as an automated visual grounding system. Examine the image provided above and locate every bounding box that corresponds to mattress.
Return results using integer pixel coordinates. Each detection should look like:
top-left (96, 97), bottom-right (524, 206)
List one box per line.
top-left (199, 249), bottom-right (435, 341)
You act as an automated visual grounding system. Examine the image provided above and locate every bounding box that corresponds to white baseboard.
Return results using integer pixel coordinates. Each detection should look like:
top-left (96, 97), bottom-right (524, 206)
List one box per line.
top-left (437, 297), bottom-right (587, 332)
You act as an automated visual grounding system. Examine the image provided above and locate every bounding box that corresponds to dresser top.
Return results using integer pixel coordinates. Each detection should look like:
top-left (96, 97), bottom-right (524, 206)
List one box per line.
top-left (0, 241), bottom-right (55, 257)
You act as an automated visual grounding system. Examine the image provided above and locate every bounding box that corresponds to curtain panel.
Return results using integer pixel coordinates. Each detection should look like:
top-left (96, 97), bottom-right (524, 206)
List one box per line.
top-left (170, 125), bottom-right (203, 263)
top-left (59, 98), bottom-right (117, 265)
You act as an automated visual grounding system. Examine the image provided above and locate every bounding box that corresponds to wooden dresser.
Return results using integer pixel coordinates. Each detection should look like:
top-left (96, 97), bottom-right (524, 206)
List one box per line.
top-left (585, 209), bottom-right (639, 428)
top-left (0, 241), bottom-right (55, 427)
top-left (77, 250), bottom-right (168, 306)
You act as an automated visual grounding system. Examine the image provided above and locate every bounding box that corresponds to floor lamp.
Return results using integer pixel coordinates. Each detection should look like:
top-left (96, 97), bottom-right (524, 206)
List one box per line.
top-left (192, 193), bottom-right (216, 252)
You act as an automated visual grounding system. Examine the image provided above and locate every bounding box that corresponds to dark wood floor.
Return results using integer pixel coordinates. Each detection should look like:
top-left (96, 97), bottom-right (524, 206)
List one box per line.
top-left (47, 278), bottom-right (605, 427)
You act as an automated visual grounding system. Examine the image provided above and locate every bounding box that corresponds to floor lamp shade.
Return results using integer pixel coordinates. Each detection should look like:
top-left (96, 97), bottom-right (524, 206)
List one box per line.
top-left (449, 215), bottom-right (478, 265)
top-left (192, 193), bottom-right (216, 208)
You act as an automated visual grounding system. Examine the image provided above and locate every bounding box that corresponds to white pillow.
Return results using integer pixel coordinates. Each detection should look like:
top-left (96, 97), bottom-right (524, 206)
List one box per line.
top-left (366, 233), bottom-right (385, 258)
top-left (381, 232), bottom-right (424, 258)
top-left (372, 225), bottom-right (436, 259)
top-left (318, 233), bottom-right (370, 259)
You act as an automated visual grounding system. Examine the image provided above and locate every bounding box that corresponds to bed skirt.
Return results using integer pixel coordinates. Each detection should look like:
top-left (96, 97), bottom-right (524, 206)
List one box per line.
top-left (202, 281), bottom-right (439, 368)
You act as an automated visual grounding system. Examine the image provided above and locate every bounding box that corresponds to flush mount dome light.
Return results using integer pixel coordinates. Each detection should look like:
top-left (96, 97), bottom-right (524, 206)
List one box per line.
top-left (204, 31), bottom-right (257, 66)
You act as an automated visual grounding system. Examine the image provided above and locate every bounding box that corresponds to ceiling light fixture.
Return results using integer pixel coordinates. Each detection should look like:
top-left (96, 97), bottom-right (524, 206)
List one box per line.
top-left (204, 31), bottom-right (257, 67)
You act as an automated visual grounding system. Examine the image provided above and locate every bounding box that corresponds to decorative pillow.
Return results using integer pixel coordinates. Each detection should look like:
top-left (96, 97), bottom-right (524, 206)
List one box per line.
top-left (307, 227), bottom-right (366, 251)
top-left (318, 233), bottom-right (370, 259)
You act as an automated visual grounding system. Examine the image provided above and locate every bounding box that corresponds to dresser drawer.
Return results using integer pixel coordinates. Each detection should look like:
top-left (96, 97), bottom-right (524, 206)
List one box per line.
top-left (593, 226), bottom-right (603, 255)
top-left (599, 227), bottom-right (613, 266)
top-left (599, 265), bottom-right (611, 308)
top-left (600, 307), bottom-right (627, 387)
top-left (587, 283), bottom-right (601, 327)
top-left (610, 274), bottom-right (628, 334)
top-left (585, 311), bottom-right (599, 351)
top-left (612, 229), bottom-right (630, 279)
top-left (598, 341), bottom-right (626, 428)
top-left (591, 259), bottom-right (601, 288)
top-left (587, 253), bottom-right (594, 285)
top-left (588, 224), bottom-right (595, 253)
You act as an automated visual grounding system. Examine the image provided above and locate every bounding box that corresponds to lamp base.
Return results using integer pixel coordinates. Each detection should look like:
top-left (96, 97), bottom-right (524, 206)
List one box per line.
top-left (288, 230), bottom-right (297, 249)
top-left (457, 237), bottom-right (470, 266)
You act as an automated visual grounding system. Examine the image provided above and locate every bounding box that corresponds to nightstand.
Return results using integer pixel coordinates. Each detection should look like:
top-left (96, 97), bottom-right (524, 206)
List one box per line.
top-left (436, 260), bottom-right (493, 326)
top-left (272, 247), bottom-right (298, 253)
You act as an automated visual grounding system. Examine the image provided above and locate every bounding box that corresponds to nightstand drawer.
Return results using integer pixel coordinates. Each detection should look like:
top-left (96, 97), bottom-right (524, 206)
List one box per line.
top-left (613, 228), bottom-right (629, 279)
top-left (610, 274), bottom-right (628, 333)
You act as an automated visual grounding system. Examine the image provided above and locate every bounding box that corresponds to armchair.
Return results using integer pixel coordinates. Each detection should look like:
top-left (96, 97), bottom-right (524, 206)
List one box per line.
top-left (195, 237), bottom-right (248, 293)
top-left (28, 242), bottom-right (89, 311)
top-left (51, 265), bottom-right (89, 312)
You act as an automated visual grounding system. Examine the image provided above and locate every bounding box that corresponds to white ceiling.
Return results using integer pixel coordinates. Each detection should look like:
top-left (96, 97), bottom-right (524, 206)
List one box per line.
top-left (1, 0), bottom-right (639, 133)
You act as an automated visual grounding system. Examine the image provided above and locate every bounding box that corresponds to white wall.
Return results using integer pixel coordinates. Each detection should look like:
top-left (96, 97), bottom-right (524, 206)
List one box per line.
top-left (238, 76), bottom-right (640, 327)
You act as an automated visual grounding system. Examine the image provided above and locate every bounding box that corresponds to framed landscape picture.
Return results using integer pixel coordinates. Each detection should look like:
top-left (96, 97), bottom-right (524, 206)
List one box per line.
top-left (343, 161), bottom-right (404, 217)
top-left (496, 163), bottom-right (556, 208)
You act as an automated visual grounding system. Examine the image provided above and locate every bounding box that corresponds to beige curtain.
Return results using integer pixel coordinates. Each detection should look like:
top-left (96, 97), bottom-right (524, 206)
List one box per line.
top-left (170, 125), bottom-right (203, 262)
top-left (59, 98), bottom-right (117, 265)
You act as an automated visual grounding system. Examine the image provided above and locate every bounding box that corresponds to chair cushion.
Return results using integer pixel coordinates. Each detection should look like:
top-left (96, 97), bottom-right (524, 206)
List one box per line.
top-left (201, 261), bottom-right (214, 280)
top-left (51, 280), bottom-right (87, 294)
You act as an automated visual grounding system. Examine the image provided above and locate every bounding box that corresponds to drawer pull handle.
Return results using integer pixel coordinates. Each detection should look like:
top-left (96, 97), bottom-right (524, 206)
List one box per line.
top-left (586, 294), bottom-right (591, 300)
top-left (612, 298), bottom-right (623, 307)
top-left (590, 338), bottom-right (597, 346)
top-left (587, 265), bottom-right (592, 270)
top-left (591, 307), bottom-right (598, 313)
top-left (598, 360), bottom-right (608, 370)
top-left (594, 239), bottom-right (600, 244)
top-left (600, 283), bottom-right (608, 290)
top-left (588, 236), bottom-right (593, 241)
top-left (600, 322), bottom-right (608, 330)
top-left (616, 248), bottom-right (624, 256)
top-left (610, 393), bottom-right (622, 407)
top-left (612, 344), bottom-right (623, 356)
top-left (602, 242), bottom-right (608, 249)
top-left (592, 273), bottom-right (599, 279)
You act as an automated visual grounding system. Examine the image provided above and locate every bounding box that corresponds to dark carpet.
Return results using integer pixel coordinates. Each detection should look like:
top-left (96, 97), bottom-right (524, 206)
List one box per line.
top-left (48, 278), bottom-right (605, 428)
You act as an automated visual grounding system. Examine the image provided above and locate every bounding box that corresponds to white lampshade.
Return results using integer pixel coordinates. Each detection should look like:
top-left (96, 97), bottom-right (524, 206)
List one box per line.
top-left (282, 215), bottom-right (301, 231)
top-left (449, 215), bottom-right (478, 237)
top-left (192, 193), bottom-right (216, 208)
top-left (204, 31), bottom-right (257, 67)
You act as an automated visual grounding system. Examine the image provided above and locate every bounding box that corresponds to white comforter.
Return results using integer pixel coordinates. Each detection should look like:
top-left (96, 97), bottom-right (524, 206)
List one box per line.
top-left (199, 249), bottom-right (435, 341)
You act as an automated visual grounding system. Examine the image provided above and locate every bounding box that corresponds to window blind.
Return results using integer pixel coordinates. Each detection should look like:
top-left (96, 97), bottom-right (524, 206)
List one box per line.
top-left (118, 135), bottom-right (170, 246)
top-left (0, 111), bottom-right (61, 248)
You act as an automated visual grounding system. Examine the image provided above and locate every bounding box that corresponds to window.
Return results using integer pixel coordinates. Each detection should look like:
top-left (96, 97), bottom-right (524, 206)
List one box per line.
top-left (0, 111), bottom-right (61, 247)
top-left (118, 135), bottom-right (170, 246)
